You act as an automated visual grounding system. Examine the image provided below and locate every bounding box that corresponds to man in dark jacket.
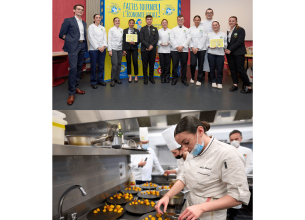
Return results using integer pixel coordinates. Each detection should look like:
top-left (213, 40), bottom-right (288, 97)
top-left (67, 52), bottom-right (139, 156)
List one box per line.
top-left (59, 4), bottom-right (87, 105)
top-left (140, 15), bottom-right (159, 85)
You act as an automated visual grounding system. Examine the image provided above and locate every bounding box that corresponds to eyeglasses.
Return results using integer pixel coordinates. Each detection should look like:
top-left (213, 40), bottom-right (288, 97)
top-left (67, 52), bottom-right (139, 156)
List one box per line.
top-left (206, 12), bottom-right (213, 15)
top-left (76, 8), bottom-right (84, 11)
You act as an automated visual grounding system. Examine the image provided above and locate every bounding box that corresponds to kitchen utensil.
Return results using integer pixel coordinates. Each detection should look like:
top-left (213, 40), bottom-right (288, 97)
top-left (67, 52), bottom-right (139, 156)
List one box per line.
top-left (106, 195), bottom-right (130, 205)
top-left (139, 182), bottom-right (158, 189)
top-left (112, 135), bottom-right (122, 146)
top-left (137, 190), bottom-right (160, 199)
top-left (125, 198), bottom-right (155, 214)
top-left (159, 189), bottom-right (190, 206)
top-left (86, 203), bottom-right (125, 220)
top-left (127, 139), bottom-right (137, 149)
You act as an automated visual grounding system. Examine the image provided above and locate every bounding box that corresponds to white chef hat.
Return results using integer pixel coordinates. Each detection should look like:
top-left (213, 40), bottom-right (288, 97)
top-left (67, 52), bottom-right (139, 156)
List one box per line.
top-left (162, 125), bottom-right (180, 151)
top-left (139, 127), bottom-right (149, 141)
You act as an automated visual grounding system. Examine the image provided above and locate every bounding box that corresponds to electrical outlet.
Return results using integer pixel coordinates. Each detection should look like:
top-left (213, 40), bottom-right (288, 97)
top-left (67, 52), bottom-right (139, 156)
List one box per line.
top-left (119, 162), bottom-right (126, 179)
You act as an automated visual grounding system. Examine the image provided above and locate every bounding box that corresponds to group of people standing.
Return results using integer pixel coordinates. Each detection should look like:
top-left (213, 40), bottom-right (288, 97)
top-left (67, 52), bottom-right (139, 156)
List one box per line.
top-left (59, 5), bottom-right (252, 106)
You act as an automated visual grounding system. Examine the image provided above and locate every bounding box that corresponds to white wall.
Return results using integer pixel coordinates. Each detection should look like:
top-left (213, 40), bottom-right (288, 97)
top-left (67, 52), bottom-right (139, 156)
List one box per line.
top-left (190, 0), bottom-right (253, 40)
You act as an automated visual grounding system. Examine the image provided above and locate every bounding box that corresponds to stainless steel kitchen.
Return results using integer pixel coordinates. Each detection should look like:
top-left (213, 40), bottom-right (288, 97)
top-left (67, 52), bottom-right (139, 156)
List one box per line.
top-left (53, 110), bottom-right (253, 220)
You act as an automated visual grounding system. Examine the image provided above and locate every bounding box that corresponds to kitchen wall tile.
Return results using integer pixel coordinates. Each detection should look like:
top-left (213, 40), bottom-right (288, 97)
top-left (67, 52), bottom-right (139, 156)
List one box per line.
top-left (74, 156), bottom-right (97, 167)
top-left (53, 180), bottom-right (80, 204)
top-left (53, 194), bottom-right (80, 216)
top-left (78, 176), bottom-right (98, 192)
top-left (74, 164), bottom-right (96, 181)
top-left (96, 163), bottom-right (107, 175)
top-left (53, 166), bottom-right (75, 186)
top-left (108, 172), bottom-right (119, 181)
top-left (53, 156), bottom-right (74, 169)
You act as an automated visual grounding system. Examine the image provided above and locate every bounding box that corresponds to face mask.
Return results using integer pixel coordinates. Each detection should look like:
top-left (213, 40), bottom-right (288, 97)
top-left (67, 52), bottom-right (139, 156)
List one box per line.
top-left (231, 140), bottom-right (240, 148)
top-left (175, 154), bottom-right (183, 159)
top-left (190, 131), bottom-right (204, 156)
top-left (142, 144), bottom-right (149, 150)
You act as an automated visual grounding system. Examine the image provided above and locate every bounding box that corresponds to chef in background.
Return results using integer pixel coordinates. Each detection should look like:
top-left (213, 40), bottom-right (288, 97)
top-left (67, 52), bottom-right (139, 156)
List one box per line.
top-left (227, 129), bottom-right (253, 220)
top-left (129, 127), bottom-right (164, 185)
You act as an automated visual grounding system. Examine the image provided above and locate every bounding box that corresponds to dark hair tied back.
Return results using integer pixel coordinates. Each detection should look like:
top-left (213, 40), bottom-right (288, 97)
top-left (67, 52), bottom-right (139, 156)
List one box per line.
top-left (174, 116), bottom-right (210, 136)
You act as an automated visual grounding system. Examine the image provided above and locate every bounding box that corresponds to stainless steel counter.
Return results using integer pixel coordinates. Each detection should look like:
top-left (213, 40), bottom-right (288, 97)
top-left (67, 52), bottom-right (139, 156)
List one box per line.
top-left (53, 144), bottom-right (149, 156)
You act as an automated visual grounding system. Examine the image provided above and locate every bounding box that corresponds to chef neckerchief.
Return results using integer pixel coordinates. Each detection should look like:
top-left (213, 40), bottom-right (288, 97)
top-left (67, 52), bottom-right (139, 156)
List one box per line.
top-left (194, 136), bottom-right (215, 158)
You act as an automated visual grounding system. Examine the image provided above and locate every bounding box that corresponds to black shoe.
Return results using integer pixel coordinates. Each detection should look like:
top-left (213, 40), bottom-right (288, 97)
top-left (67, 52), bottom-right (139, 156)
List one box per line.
top-left (128, 79), bottom-right (132, 83)
top-left (134, 79), bottom-right (138, 83)
top-left (91, 84), bottom-right (98, 89)
top-left (171, 79), bottom-right (177, 85)
top-left (110, 80), bottom-right (115, 87)
top-left (240, 87), bottom-right (253, 93)
top-left (115, 79), bottom-right (122, 84)
top-left (181, 80), bottom-right (189, 86)
top-left (229, 85), bottom-right (238, 92)
top-left (149, 78), bottom-right (155, 84)
top-left (161, 78), bottom-right (165, 83)
top-left (165, 78), bottom-right (170, 83)
top-left (144, 78), bottom-right (148, 85)
top-left (98, 82), bottom-right (106, 86)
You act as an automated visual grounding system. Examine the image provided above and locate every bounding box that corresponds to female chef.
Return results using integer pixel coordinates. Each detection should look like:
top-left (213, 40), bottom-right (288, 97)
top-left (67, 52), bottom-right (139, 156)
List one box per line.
top-left (225, 16), bottom-right (252, 93)
top-left (206, 21), bottom-right (227, 89)
top-left (108, 17), bottom-right (124, 87)
top-left (155, 116), bottom-right (250, 220)
top-left (189, 15), bottom-right (207, 86)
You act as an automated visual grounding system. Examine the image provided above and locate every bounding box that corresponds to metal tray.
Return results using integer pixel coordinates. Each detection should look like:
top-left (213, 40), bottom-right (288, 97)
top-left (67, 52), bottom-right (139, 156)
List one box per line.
top-left (121, 187), bottom-right (143, 195)
top-left (156, 185), bottom-right (170, 191)
top-left (121, 148), bottom-right (148, 151)
top-left (87, 203), bottom-right (126, 220)
top-left (125, 199), bottom-right (155, 214)
top-left (106, 195), bottom-right (130, 205)
top-left (137, 190), bottom-right (160, 199)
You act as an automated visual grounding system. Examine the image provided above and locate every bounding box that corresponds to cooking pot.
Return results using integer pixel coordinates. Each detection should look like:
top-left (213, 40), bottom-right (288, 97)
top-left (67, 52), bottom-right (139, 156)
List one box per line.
top-left (169, 179), bottom-right (179, 187)
top-left (159, 189), bottom-right (190, 206)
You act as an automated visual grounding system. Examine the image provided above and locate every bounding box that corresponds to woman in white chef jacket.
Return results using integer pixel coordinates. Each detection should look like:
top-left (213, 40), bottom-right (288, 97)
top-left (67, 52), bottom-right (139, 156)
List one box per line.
top-left (189, 15), bottom-right (207, 86)
top-left (108, 17), bottom-right (124, 87)
top-left (88, 14), bottom-right (108, 89)
top-left (129, 127), bottom-right (164, 184)
top-left (157, 19), bottom-right (171, 83)
top-left (155, 116), bottom-right (250, 220)
top-left (206, 21), bottom-right (227, 89)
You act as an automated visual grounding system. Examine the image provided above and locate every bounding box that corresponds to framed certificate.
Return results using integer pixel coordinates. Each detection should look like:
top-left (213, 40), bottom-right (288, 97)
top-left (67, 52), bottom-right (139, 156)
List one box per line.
top-left (210, 39), bottom-right (224, 47)
top-left (126, 34), bottom-right (138, 42)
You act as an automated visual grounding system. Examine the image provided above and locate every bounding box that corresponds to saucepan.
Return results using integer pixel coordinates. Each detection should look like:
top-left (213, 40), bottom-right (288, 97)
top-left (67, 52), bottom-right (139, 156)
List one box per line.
top-left (159, 189), bottom-right (190, 206)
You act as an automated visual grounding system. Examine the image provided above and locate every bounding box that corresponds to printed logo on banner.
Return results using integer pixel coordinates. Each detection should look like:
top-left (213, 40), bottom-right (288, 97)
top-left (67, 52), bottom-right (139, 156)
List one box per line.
top-left (119, 62), bottom-right (128, 79)
top-left (162, 5), bottom-right (175, 15)
top-left (136, 19), bottom-right (142, 31)
top-left (108, 3), bottom-right (121, 14)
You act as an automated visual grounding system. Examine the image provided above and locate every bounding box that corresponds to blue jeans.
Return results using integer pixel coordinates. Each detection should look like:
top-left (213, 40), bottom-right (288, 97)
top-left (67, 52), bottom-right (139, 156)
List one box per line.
top-left (67, 41), bottom-right (86, 95)
top-left (208, 53), bottom-right (225, 84)
top-left (89, 50), bottom-right (106, 85)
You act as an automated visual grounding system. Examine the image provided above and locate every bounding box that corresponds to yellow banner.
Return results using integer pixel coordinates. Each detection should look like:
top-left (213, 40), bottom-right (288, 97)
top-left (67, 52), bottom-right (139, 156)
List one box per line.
top-left (103, 0), bottom-right (180, 81)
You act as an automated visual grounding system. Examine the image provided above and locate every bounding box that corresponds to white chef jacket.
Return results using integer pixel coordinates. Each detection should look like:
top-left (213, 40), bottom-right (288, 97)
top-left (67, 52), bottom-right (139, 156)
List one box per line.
top-left (158, 28), bottom-right (172, 53)
top-left (129, 147), bottom-right (164, 181)
top-left (170, 25), bottom-right (191, 52)
top-left (74, 16), bottom-right (85, 41)
top-left (88, 24), bottom-right (108, 51)
top-left (189, 25), bottom-right (207, 51)
top-left (237, 145), bottom-right (253, 175)
top-left (206, 31), bottom-right (227, 56)
top-left (178, 137), bottom-right (250, 220)
top-left (108, 26), bottom-right (123, 51)
top-left (200, 19), bottom-right (214, 34)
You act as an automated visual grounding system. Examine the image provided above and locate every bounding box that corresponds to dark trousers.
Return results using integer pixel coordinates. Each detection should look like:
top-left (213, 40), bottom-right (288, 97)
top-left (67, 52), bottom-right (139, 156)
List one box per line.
top-left (111, 50), bottom-right (123, 81)
top-left (159, 53), bottom-right (171, 80)
top-left (67, 42), bottom-right (86, 95)
top-left (190, 50), bottom-right (205, 82)
top-left (226, 54), bottom-right (251, 87)
top-left (171, 51), bottom-right (188, 81)
top-left (89, 50), bottom-right (106, 85)
top-left (208, 53), bottom-right (225, 84)
top-left (227, 208), bottom-right (239, 220)
top-left (136, 180), bottom-right (149, 185)
top-left (142, 50), bottom-right (156, 79)
top-left (126, 49), bottom-right (138, 75)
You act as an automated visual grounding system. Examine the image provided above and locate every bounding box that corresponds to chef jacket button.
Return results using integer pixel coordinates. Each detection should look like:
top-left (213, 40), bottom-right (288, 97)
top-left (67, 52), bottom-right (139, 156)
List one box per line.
top-left (238, 184), bottom-right (242, 187)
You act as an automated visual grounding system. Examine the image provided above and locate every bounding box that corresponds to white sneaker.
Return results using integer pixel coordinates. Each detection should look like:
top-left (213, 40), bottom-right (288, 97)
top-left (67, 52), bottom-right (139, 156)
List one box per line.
top-left (217, 84), bottom-right (223, 89)
top-left (196, 81), bottom-right (201, 86)
top-left (212, 82), bottom-right (217, 88)
top-left (190, 79), bottom-right (195, 84)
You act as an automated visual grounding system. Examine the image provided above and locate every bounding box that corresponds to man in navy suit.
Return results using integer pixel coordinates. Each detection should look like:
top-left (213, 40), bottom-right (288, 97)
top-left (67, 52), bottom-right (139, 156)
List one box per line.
top-left (59, 4), bottom-right (88, 106)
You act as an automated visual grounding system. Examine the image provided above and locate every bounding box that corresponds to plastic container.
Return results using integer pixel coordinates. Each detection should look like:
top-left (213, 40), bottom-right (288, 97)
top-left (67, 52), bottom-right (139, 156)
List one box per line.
top-left (52, 110), bottom-right (68, 145)
top-left (129, 170), bottom-right (136, 186)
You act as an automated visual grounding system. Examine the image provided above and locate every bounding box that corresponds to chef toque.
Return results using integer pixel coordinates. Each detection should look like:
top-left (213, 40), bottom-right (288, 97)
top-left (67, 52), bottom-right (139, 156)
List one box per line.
top-left (139, 127), bottom-right (149, 141)
top-left (162, 125), bottom-right (180, 151)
